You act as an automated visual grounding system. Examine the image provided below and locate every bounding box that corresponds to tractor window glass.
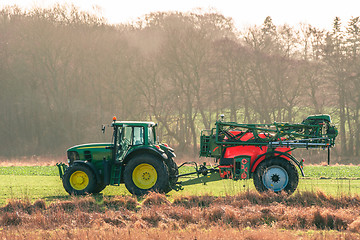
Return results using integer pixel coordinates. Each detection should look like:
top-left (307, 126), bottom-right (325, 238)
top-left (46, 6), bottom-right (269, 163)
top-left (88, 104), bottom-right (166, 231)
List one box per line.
top-left (133, 127), bottom-right (144, 145)
top-left (123, 127), bottom-right (132, 143)
top-left (116, 127), bottom-right (122, 145)
top-left (148, 127), bottom-right (155, 144)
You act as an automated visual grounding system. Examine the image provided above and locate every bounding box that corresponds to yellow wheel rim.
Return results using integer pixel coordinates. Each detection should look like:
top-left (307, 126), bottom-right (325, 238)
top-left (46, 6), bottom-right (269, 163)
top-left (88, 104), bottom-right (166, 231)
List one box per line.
top-left (69, 171), bottom-right (89, 190)
top-left (132, 163), bottom-right (157, 189)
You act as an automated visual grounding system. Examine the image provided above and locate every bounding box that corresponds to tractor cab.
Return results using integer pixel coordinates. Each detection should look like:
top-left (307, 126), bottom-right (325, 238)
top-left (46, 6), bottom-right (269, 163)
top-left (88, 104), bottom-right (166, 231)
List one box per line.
top-left (111, 120), bottom-right (158, 162)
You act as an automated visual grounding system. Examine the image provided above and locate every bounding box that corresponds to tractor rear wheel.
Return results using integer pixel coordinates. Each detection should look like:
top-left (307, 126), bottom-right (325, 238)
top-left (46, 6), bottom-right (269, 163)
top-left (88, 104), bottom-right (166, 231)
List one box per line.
top-left (165, 157), bottom-right (178, 192)
top-left (124, 154), bottom-right (169, 196)
top-left (253, 158), bottom-right (299, 194)
top-left (63, 164), bottom-right (96, 195)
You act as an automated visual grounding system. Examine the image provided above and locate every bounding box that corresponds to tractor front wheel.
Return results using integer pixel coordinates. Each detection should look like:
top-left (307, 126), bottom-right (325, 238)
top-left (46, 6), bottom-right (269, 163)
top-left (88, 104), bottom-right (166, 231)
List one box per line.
top-left (253, 158), bottom-right (299, 194)
top-left (124, 154), bottom-right (169, 196)
top-left (62, 164), bottom-right (96, 195)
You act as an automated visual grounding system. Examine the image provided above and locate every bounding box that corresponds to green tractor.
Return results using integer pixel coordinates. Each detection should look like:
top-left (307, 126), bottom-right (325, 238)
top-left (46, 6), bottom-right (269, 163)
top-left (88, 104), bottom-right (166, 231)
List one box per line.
top-left (57, 117), bottom-right (178, 196)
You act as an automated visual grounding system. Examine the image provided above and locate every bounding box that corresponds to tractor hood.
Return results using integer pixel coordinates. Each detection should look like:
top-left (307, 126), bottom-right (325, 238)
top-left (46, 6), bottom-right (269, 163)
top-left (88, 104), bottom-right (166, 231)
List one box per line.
top-left (67, 143), bottom-right (113, 163)
top-left (67, 143), bottom-right (112, 152)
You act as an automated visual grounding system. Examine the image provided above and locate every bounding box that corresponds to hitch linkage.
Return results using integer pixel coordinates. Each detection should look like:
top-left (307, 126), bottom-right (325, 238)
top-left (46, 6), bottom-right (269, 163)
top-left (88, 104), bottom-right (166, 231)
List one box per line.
top-left (175, 162), bottom-right (217, 179)
top-left (170, 162), bottom-right (221, 191)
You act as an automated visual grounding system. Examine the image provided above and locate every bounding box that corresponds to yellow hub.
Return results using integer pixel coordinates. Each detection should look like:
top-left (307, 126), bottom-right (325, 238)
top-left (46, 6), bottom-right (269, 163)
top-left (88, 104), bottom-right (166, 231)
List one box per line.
top-left (70, 171), bottom-right (89, 190)
top-left (132, 163), bottom-right (157, 189)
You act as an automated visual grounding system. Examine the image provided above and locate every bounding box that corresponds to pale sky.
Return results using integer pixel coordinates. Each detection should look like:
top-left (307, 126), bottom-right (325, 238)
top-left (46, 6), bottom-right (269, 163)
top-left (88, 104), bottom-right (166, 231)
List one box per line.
top-left (1, 0), bottom-right (360, 30)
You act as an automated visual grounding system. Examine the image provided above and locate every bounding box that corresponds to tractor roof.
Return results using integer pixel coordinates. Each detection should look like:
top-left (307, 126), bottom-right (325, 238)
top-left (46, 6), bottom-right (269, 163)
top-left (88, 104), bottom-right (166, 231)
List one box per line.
top-left (112, 121), bottom-right (156, 127)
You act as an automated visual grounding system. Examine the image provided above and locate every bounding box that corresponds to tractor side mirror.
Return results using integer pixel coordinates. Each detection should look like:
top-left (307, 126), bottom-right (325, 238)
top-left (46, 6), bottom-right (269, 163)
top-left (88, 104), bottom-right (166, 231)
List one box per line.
top-left (101, 125), bottom-right (106, 134)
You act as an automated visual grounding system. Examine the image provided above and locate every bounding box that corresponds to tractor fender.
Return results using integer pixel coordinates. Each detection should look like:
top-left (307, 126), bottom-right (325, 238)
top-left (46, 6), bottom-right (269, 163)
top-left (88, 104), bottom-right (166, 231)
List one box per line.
top-left (251, 151), bottom-right (305, 177)
top-left (165, 149), bottom-right (176, 158)
top-left (72, 161), bottom-right (101, 183)
top-left (123, 146), bottom-right (168, 165)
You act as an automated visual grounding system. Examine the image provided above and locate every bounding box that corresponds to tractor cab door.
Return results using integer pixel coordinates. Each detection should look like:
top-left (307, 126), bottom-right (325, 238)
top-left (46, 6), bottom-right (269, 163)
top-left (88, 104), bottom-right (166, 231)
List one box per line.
top-left (116, 126), bottom-right (145, 161)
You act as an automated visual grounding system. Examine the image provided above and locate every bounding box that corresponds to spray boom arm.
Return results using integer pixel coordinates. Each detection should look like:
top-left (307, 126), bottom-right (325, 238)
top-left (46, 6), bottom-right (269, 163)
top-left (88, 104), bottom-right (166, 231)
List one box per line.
top-left (200, 114), bottom-right (338, 158)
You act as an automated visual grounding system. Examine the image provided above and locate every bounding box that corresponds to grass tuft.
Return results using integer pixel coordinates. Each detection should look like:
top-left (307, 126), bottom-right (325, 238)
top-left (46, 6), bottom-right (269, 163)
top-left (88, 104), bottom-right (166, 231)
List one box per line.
top-left (75, 195), bottom-right (100, 212)
top-left (166, 205), bottom-right (197, 224)
top-left (103, 195), bottom-right (138, 211)
top-left (203, 205), bottom-right (224, 223)
top-left (141, 209), bottom-right (162, 227)
top-left (1, 212), bottom-right (22, 226)
top-left (32, 199), bottom-right (46, 210)
top-left (312, 209), bottom-right (349, 230)
top-left (142, 192), bottom-right (171, 207)
top-left (349, 217), bottom-right (360, 232)
top-left (172, 194), bottom-right (215, 208)
top-left (1, 198), bottom-right (32, 213)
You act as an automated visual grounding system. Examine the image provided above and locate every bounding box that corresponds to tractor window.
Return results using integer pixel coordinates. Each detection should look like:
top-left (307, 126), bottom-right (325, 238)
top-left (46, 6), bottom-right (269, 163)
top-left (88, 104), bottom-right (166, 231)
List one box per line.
top-left (123, 127), bottom-right (132, 143)
top-left (133, 127), bottom-right (144, 145)
top-left (116, 127), bottom-right (122, 145)
top-left (120, 126), bottom-right (144, 145)
top-left (148, 127), bottom-right (155, 144)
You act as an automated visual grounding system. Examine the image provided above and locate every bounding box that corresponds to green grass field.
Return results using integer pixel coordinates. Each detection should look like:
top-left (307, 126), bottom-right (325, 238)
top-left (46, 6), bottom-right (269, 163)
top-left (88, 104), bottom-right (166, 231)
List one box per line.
top-left (1, 165), bottom-right (360, 206)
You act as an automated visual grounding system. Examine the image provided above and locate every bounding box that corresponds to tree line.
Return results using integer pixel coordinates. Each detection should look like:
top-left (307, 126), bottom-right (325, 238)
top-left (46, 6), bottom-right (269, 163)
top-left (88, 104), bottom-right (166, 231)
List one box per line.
top-left (0, 5), bottom-right (359, 159)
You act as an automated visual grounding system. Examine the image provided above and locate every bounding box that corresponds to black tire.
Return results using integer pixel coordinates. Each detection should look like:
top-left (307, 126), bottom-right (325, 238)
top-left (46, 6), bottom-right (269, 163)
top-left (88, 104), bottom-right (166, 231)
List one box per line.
top-left (253, 158), bottom-right (299, 194)
top-left (93, 181), bottom-right (106, 194)
top-left (63, 164), bottom-right (96, 195)
top-left (124, 154), bottom-right (169, 196)
top-left (164, 157), bottom-right (179, 193)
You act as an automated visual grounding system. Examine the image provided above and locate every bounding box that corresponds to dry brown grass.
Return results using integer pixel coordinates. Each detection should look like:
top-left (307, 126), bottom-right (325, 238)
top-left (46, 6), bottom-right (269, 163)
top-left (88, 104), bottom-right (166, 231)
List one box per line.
top-left (103, 195), bottom-right (138, 211)
top-left (0, 225), bottom-right (359, 240)
top-left (1, 191), bottom-right (360, 239)
top-left (142, 192), bottom-right (171, 207)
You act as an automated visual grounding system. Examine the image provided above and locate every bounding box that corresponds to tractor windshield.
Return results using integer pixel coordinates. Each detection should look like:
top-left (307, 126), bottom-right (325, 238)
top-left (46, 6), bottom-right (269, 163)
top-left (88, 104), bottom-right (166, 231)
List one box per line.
top-left (121, 126), bottom-right (144, 146)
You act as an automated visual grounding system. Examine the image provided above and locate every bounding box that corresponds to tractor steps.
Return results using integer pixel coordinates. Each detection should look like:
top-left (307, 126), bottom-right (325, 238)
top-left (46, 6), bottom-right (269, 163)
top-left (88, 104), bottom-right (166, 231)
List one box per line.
top-left (110, 163), bottom-right (122, 185)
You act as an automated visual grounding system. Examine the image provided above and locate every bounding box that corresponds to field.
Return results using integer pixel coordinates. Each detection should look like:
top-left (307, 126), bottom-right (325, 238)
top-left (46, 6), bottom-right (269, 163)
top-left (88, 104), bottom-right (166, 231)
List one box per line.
top-left (1, 163), bottom-right (360, 239)
top-left (1, 164), bottom-right (360, 205)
